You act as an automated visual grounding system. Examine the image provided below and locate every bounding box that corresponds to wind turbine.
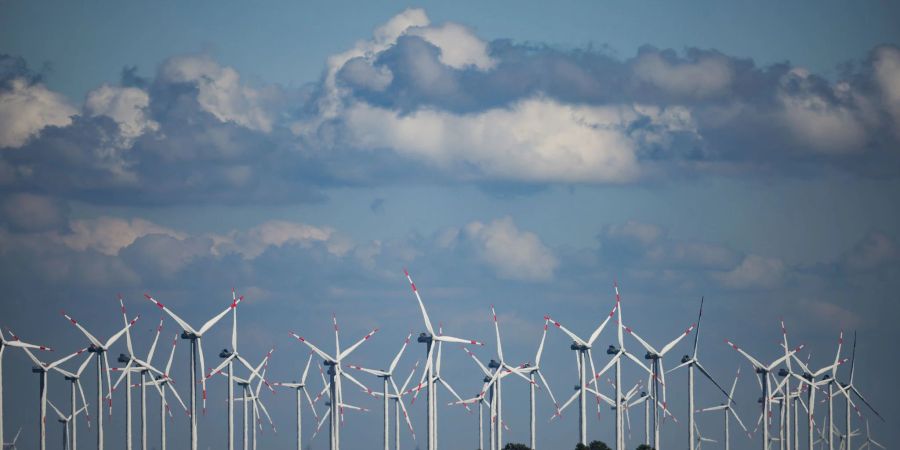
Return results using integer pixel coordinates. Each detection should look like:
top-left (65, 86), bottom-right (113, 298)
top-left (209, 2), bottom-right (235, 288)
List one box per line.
top-left (697, 367), bottom-right (750, 450)
top-left (1, 426), bottom-right (20, 449)
top-left (51, 352), bottom-right (94, 450)
top-left (47, 400), bottom-right (87, 450)
top-left (62, 302), bottom-right (140, 450)
top-left (109, 298), bottom-right (166, 450)
top-left (517, 317), bottom-right (559, 450)
top-left (725, 337), bottom-right (804, 450)
top-left (309, 362), bottom-right (371, 445)
top-left (139, 332), bottom-right (190, 450)
top-left (544, 297), bottom-right (619, 446)
top-left (834, 332), bottom-right (882, 450)
top-left (289, 313), bottom-right (378, 450)
top-left (216, 348), bottom-right (274, 450)
top-left (788, 332), bottom-right (847, 450)
top-left (456, 345), bottom-right (523, 450)
top-left (273, 352), bottom-right (321, 450)
top-left (15, 338), bottom-right (88, 450)
top-left (480, 305), bottom-right (540, 450)
top-left (403, 269), bottom-right (484, 450)
top-left (668, 297), bottom-right (731, 450)
top-left (204, 289), bottom-right (269, 450)
top-left (1, 328), bottom-right (50, 448)
top-left (144, 290), bottom-right (242, 450)
top-left (623, 312), bottom-right (696, 450)
top-left (694, 422), bottom-right (717, 450)
top-left (856, 420), bottom-right (884, 450)
top-left (346, 332), bottom-right (417, 450)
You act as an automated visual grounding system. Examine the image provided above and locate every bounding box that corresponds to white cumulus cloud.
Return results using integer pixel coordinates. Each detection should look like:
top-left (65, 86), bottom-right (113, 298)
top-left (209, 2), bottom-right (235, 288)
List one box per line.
top-left (85, 84), bottom-right (159, 139)
top-left (0, 78), bottom-right (76, 148)
top-left (462, 217), bottom-right (558, 281)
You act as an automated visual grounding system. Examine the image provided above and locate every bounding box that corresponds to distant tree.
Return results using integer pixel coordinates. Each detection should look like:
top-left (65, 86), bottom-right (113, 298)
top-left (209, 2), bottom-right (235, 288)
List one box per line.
top-left (502, 443), bottom-right (532, 450)
top-left (575, 440), bottom-right (612, 450)
top-left (636, 445), bottom-right (655, 450)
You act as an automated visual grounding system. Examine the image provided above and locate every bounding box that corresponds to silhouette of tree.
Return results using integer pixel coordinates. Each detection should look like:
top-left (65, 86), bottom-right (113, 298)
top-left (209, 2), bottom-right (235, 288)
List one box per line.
top-left (502, 443), bottom-right (532, 450)
top-left (575, 440), bottom-right (612, 450)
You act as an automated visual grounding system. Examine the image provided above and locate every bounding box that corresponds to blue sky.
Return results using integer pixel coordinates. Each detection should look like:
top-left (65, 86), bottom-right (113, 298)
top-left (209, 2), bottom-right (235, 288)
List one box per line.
top-left (1, 1), bottom-right (899, 449)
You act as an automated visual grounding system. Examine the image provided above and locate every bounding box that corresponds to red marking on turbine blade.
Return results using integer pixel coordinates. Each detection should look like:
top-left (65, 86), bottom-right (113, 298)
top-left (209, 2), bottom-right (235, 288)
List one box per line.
top-left (410, 283), bottom-right (417, 292)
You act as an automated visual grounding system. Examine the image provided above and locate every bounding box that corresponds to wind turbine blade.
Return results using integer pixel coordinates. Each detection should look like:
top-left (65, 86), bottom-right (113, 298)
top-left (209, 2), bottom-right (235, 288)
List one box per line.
top-left (165, 333), bottom-right (178, 378)
top-left (77, 379), bottom-right (92, 425)
top-left (587, 304), bottom-right (617, 346)
top-left (768, 344), bottom-right (806, 371)
top-left (537, 370), bottom-right (559, 411)
top-left (197, 295), bottom-right (242, 335)
top-left (144, 294), bottom-right (196, 334)
top-left (462, 346), bottom-right (492, 377)
top-left (433, 335), bottom-right (484, 346)
top-left (60, 313), bottom-right (102, 347)
top-left (622, 349), bottom-right (652, 375)
top-left (659, 324), bottom-right (695, 356)
top-left (535, 318), bottom-right (549, 365)
top-left (346, 363), bottom-right (387, 378)
top-left (390, 377), bottom-right (416, 440)
top-left (545, 315), bottom-right (588, 347)
top-left (409, 345), bottom-right (433, 404)
top-left (204, 354), bottom-right (237, 380)
top-left (404, 269), bottom-right (435, 335)
top-left (731, 407), bottom-right (749, 433)
top-left (104, 315), bottom-right (141, 349)
top-left (289, 332), bottom-right (335, 362)
top-left (400, 360), bottom-right (419, 394)
top-left (729, 367), bottom-right (741, 398)
top-left (625, 327), bottom-right (659, 355)
top-left (697, 405), bottom-right (728, 412)
top-left (103, 351), bottom-right (114, 414)
top-left (196, 337), bottom-right (210, 413)
top-left (388, 333), bottom-right (413, 373)
top-left (667, 358), bottom-right (693, 374)
top-left (338, 327), bottom-right (379, 360)
top-left (591, 351), bottom-right (622, 384)
top-left (437, 378), bottom-right (471, 411)
top-left (301, 351), bottom-right (314, 384)
top-left (850, 386), bottom-right (883, 421)
top-left (47, 399), bottom-right (66, 420)
top-left (692, 297), bottom-right (704, 358)
top-left (18, 345), bottom-right (44, 367)
top-left (553, 389), bottom-right (580, 420)
top-left (695, 360), bottom-right (731, 400)
top-left (49, 347), bottom-right (90, 369)
top-left (491, 305), bottom-right (504, 362)
top-left (3, 328), bottom-right (51, 351)
top-left (341, 370), bottom-right (374, 396)
top-left (724, 339), bottom-right (765, 370)
top-left (303, 386), bottom-right (320, 421)
top-left (118, 295), bottom-right (135, 355)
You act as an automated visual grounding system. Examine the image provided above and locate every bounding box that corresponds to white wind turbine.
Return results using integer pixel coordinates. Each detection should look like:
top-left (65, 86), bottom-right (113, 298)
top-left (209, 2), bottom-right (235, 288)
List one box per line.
top-left (725, 337), bottom-right (805, 450)
top-left (856, 420), bottom-right (884, 450)
top-left (456, 345), bottom-right (520, 450)
top-left (231, 353), bottom-right (278, 450)
top-left (144, 290), bottom-right (243, 450)
top-left (694, 422), bottom-right (717, 450)
top-left (587, 283), bottom-right (652, 450)
top-left (544, 298), bottom-right (620, 446)
top-left (834, 332), bottom-right (882, 450)
top-left (204, 289), bottom-right (270, 450)
top-left (517, 317), bottom-right (560, 450)
top-left (403, 269), bottom-right (485, 450)
top-left (668, 297), bottom-right (732, 450)
top-left (0, 328), bottom-right (50, 448)
top-left (788, 332), bottom-right (847, 450)
top-left (15, 338), bottom-right (88, 450)
top-left (47, 400), bottom-right (87, 450)
top-left (289, 313), bottom-right (378, 450)
top-left (345, 332), bottom-right (417, 450)
top-left (696, 367), bottom-right (750, 450)
top-left (272, 353), bottom-right (322, 450)
top-left (137, 331), bottom-right (190, 450)
top-left (1, 426), bottom-right (20, 449)
top-left (51, 352), bottom-right (94, 450)
top-left (309, 362), bottom-right (371, 444)
top-left (215, 348), bottom-right (274, 450)
top-left (479, 305), bottom-right (540, 450)
top-left (623, 312), bottom-right (696, 450)
top-left (109, 298), bottom-right (167, 450)
top-left (61, 302), bottom-right (140, 450)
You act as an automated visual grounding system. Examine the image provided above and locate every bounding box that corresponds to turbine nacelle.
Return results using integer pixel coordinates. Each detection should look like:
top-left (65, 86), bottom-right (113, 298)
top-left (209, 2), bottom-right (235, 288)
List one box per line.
top-left (570, 342), bottom-right (589, 351)
top-left (607, 345), bottom-right (620, 355)
top-left (219, 349), bottom-right (233, 358)
top-left (681, 354), bottom-right (691, 363)
top-left (117, 353), bottom-right (131, 363)
top-left (417, 332), bottom-right (433, 344)
top-left (488, 359), bottom-right (501, 369)
top-left (644, 351), bottom-right (660, 360)
top-left (180, 331), bottom-right (198, 340)
top-left (778, 368), bottom-right (789, 377)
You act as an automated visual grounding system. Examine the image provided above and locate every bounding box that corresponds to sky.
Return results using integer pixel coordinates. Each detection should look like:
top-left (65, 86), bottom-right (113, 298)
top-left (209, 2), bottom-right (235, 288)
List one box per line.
top-left (1, 1), bottom-right (899, 449)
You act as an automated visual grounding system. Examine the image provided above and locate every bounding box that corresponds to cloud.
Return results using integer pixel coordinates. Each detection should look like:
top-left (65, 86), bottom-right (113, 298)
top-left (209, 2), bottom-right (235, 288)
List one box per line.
top-left (0, 193), bottom-right (69, 232)
top-left (713, 254), bottom-right (787, 289)
top-left (872, 46), bottom-right (900, 138)
top-left (59, 216), bottom-right (185, 256)
top-left (85, 84), bottom-right (159, 139)
top-left (406, 22), bottom-right (496, 71)
top-left (840, 231), bottom-right (898, 272)
top-left (457, 217), bottom-right (559, 281)
top-left (0, 77), bottom-right (76, 148)
top-left (159, 54), bottom-right (277, 132)
top-left (632, 48), bottom-right (734, 99)
top-left (342, 97), bottom-right (647, 183)
top-left (211, 220), bottom-right (349, 259)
